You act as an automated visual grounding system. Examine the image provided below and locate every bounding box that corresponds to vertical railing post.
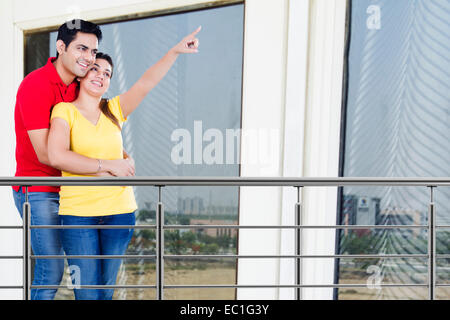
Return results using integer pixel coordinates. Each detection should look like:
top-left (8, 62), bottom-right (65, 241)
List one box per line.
top-left (22, 186), bottom-right (31, 300)
top-left (427, 186), bottom-right (436, 300)
top-left (295, 186), bottom-right (303, 300)
top-left (156, 186), bottom-right (164, 300)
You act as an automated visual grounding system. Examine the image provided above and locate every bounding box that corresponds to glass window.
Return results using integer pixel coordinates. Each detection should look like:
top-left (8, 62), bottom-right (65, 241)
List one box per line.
top-left (336, 0), bottom-right (450, 300)
top-left (25, 3), bottom-right (244, 300)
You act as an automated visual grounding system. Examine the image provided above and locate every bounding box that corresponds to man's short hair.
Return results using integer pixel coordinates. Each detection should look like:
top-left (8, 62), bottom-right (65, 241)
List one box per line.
top-left (56, 19), bottom-right (102, 58)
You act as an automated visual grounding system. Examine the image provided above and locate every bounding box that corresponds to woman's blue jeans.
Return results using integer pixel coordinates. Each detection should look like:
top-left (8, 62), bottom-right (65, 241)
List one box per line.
top-left (60, 213), bottom-right (135, 300)
top-left (12, 188), bottom-right (64, 300)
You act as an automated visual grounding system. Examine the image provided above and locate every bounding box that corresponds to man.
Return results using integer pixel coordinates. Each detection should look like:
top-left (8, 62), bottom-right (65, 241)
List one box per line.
top-left (13, 19), bottom-right (133, 300)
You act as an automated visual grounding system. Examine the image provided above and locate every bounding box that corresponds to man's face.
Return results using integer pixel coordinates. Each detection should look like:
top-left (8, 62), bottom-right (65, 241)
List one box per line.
top-left (57, 32), bottom-right (98, 78)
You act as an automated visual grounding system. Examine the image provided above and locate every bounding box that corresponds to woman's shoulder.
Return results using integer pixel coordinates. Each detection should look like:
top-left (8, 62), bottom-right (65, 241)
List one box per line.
top-left (107, 96), bottom-right (121, 109)
top-left (53, 101), bottom-right (76, 110)
top-left (107, 96), bottom-right (127, 122)
top-left (51, 101), bottom-right (76, 123)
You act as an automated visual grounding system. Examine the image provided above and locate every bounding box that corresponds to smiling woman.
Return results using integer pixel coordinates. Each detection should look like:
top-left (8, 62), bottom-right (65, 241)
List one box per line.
top-left (86, 53), bottom-right (120, 130)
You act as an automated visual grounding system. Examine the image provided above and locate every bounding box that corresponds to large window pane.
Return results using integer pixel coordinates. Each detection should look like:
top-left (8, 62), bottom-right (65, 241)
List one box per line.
top-left (26, 3), bottom-right (243, 300)
top-left (337, 0), bottom-right (450, 300)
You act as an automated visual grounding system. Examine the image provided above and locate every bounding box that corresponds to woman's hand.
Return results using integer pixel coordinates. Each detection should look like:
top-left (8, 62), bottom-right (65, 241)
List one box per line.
top-left (171, 26), bottom-right (201, 54)
top-left (103, 159), bottom-right (136, 177)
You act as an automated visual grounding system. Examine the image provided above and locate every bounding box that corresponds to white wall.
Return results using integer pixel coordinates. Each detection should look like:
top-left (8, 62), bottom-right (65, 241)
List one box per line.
top-left (300, 0), bottom-right (347, 299)
top-left (238, 0), bottom-right (347, 300)
top-left (0, 0), bottom-right (347, 300)
top-left (237, 0), bottom-right (289, 300)
top-left (278, 0), bottom-right (310, 300)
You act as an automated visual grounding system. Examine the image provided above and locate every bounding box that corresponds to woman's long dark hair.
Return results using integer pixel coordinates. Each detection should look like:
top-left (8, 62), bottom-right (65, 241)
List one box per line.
top-left (96, 52), bottom-right (121, 131)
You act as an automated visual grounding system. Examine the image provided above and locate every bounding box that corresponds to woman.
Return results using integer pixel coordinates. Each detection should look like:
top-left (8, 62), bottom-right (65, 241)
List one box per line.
top-left (48, 27), bottom-right (200, 300)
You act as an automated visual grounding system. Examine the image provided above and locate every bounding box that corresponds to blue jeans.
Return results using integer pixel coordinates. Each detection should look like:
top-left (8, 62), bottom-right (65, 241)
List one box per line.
top-left (12, 188), bottom-right (64, 300)
top-left (60, 213), bottom-right (135, 300)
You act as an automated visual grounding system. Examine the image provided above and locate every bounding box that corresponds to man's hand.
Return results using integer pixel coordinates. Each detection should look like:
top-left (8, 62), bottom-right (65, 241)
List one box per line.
top-left (93, 171), bottom-right (114, 177)
top-left (103, 159), bottom-right (135, 177)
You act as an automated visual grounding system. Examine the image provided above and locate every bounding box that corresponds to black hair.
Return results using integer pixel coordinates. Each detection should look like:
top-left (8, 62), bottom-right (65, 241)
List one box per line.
top-left (95, 52), bottom-right (114, 78)
top-left (95, 52), bottom-right (120, 130)
top-left (56, 19), bottom-right (102, 58)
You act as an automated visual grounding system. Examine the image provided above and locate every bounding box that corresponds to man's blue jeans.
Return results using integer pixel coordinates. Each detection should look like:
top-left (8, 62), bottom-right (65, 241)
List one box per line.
top-left (12, 188), bottom-right (64, 300)
top-left (60, 213), bottom-right (135, 300)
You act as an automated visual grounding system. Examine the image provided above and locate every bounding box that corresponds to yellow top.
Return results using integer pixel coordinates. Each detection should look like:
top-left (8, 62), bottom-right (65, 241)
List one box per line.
top-left (50, 96), bottom-right (137, 216)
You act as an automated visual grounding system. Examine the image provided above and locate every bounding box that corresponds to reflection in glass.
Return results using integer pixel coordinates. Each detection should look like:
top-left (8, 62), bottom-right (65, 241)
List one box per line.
top-left (337, 0), bottom-right (450, 300)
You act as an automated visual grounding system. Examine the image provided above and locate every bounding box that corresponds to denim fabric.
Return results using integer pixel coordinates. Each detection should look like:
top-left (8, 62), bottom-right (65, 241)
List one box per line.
top-left (12, 188), bottom-right (64, 300)
top-left (60, 212), bottom-right (135, 300)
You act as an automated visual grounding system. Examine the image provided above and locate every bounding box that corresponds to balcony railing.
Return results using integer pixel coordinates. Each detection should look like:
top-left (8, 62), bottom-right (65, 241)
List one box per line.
top-left (0, 177), bottom-right (449, 300)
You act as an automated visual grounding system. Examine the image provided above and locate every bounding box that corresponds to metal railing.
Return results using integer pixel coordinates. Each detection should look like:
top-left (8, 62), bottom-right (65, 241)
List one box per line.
top-left (1, 177), bottom-right (449, 300)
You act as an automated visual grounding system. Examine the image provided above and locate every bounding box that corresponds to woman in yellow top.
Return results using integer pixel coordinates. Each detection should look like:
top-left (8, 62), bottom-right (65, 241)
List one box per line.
top-left (48, 27), bottom-right (200, 300)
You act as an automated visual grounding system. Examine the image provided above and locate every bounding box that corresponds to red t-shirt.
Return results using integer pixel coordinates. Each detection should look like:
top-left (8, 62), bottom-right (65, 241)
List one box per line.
top-left (14, 57), bottom-right (79, 193)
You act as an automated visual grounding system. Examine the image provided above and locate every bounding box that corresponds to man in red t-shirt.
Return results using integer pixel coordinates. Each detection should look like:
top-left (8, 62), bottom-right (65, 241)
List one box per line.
top-left (13, 19), bottom-right (133, 300)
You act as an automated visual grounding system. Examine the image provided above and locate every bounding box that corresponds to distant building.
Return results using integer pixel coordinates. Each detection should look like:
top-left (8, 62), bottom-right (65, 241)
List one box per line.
top-left (177, 196), bottom-right (205, 215)
top-left (190, 218), bottom-right (238, 238)
top-left (342, 195), bottom-right (381, 236)
top-left (177, 196), bottom-right (238, 217)
top-left (342, 194), bottom-right (425, 238)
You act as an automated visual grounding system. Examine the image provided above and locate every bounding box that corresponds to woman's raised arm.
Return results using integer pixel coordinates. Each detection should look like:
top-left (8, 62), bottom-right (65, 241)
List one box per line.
top-left (119, 26), bottom-right (201, 118)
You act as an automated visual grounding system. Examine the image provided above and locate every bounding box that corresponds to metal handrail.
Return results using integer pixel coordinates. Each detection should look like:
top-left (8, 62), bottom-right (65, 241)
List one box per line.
top-left (0, 176), bottom-right (449, 300)
top-left (1, 176), bottom-right (450, 186)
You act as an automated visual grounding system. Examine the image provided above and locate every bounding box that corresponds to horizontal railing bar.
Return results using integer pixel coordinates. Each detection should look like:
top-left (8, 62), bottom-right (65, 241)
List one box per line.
top-left (5, 224), bottom-right (450, 230)
top-left (29, 283), bottom-right (429, 290)
top-left (31, 254), bottom-right (432, 260)
top-left (165, 225), bottom-right (427, 230)
top-left (164, 254), bottom-right (428, 259)
top-left (163, 283), bottom-right (428, 289)
top-left (14, 284), bottom-right (450, 290)
top-left (436, 225), bottom-right (450, 229)
top-left (0, 256), bottom-right (23, 260)
top-left (26, 224), bottom-right (431, 230)
top-left (32, 255), bottom-right (156, 260)
top-left (31, 225), bottom-right (154, 229)
top-left (2, 176), bottom-right (450, 187)
top-left (32, 285), bottom-right (156, 289)
top-left (1, 225), bottom-right (448, 232)
top-left (29, 254), bottom-right (450, 260)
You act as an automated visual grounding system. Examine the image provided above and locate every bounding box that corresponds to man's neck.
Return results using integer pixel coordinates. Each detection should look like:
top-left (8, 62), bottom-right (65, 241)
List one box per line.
top-left (52, 58), bottom-right (76, 86)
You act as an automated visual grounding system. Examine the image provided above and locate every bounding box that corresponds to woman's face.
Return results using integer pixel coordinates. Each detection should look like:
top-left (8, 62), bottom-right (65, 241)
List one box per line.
top-left (79, 58), bottom-right (112, 97)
